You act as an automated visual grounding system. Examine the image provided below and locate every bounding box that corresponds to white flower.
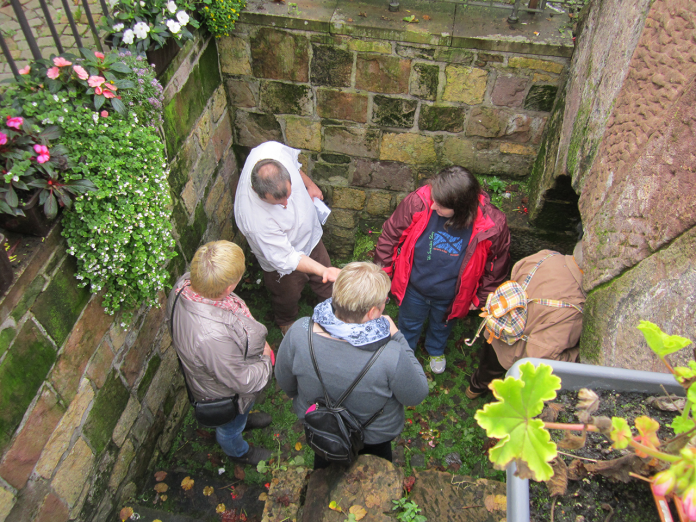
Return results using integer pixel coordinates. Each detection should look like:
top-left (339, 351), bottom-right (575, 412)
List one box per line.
top-left (122, 28), bottom-right (135, 44)
top-left (108, 0), bottom-right (118, 7)
top-left (166, 19), bottom-right (181, 34)
top-left (12, 175), bottom-right (19, 182)
top-left (140, 1), bottom-right (145, 5)
top-left (218, 467), bottom-right (225, 475)
top-left (167, 1), bottom-right (177, 13)
top-left (113, 22), bottom-right (124, 31)
top-left (133, 21), bottom-right (150, 39)
top-left (176, 10), bottom-right (189, 25)
top-left (256, 279), bottom-right (261, 285)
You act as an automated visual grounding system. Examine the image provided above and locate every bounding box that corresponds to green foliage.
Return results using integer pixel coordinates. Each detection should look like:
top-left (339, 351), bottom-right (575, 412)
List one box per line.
top-left (392, 498), bottom-right (426, 522)
top-left (638, 320), bottom-right (692, 359)
top-left (114, 51), bottom-right (165, 128)
top-left (609, 417), bottom-right (631, 449)
top-left (201, 0), bottom-right (246, 38)
top-left (351, 228), bottom-right (380, 262)
top-left (485, 176), bottom-right (507, 195)
top-left (474, 361), bottom-right (561, 481)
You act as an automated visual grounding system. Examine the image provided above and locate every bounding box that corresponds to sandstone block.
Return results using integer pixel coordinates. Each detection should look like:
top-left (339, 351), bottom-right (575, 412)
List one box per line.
top-left (285, 117), bottom-right (321, 151)
top-left (181, 179), bottom-right (196, 214)
top-left (410, 63), bottom-right (439, 100)
top-left (434, 48), bottom-right (474, 64)
top-left (226, 79), bottom-right (257, 108)
top-left (442, 136), bottom-right (534, 177)
top-left (395, 45), bottom-right (436, 60)
top-left (312, 162), bottom-right (350, 182)
top-left (500, 142), bottom-right (537, 155)
top-left (215, 191), bottom-right (234, 226)
top-left (259, 81), bottom-right (313, 116)
top-left (352, 159), bottom-right (415, 192)
top-left (0, 486), bottom-right (13, 522)
top-left (311, 44), bottom-right (352, 87)
top-left (34, 493), bottom-right (69, 522)
top-left (419, 104), bottom-right (466, 132)
top-left (491, 75), bottom-right (529, 107)
top-left (324, 125), bottom-right (380, 158)
top-left (347, 39), bottom-right (391, 54)
top-left (355, 55), bottom-right (410, 94)
top-left (213, 114), bottom-right (233, 164)
top-left (85, 339), bottom-right (114, 389)
top-left (196, 110), bottom-right (212, 150)
top-left (144, 349), bottom-right (179, 415)
top-left (380, 133), bottom-right (437, 165)
top-left (83, 370), bottom-right (130, 455)
top-left (466, 106), bottom-right (506, 138)
top-left (107, 439), bottom-right (135, 492)
top-left (211, 86), bottom-right (227, 123)
top-left (443, 66), bottom-right (488, 104)
top-left (508, 57), bottom-right (565, 74)
top-left (112, 396), bottom-right (141, 448)
top-left (533, 73), bottom-right (555, 83)
top-left (371, 95), bottom-right (418, 128)
top-left (366, 192), bottom-right (393, 216)
top-left (524, 85), bottom-right (558, 112)
top-left (316, 89), bottom-right (368, 123)
top-left (251, 28), bottom-right (309, 82)
top-left (234, 110), bottom-right (283, 148)
top-left (475, 52), bottom-right (505, 67)
top-left (327, 209), bottom-right (358, 229)
top-left (205, 175), bottom-right (226, 218)
top-left (121, 300), bottom-right (166, 386)
top-left (108, 321), bottom-right (128, 353)
top-left (332, 187), bottom-right (366, 210)
top-left (52, 438), bottom-right (94, 507)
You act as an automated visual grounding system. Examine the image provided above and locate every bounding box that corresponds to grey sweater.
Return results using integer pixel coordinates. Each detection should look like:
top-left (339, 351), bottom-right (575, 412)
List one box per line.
top-left (275, 317), bottom-right (429, 444)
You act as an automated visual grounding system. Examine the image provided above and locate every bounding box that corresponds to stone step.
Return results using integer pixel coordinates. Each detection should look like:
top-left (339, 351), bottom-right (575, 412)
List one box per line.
top-left (124, 505), bottom-right (203, 522)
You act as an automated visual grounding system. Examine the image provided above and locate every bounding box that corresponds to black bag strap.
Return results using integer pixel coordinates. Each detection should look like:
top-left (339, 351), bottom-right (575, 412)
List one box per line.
top-left (307, 318), bottom-right (390, 427)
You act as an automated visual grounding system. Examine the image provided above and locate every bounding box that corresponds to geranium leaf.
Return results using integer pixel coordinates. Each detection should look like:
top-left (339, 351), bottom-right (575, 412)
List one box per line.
top-left (609, 417), bottom-right (632, 449)
top-left (633, 416), bottom-right (660, 457)
top-left (474, 362), bottom-right (560, 481)
top-left (637, 320), bottom-right (692, 358)
top-left (671, 416), bottom-right (695, 435)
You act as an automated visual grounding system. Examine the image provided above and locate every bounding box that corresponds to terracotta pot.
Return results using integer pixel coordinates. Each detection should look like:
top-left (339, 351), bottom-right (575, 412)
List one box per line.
top-left (0, 233), bottom-right (13, 297)
top-left (146, 38), bottom-right (181, 77)
top-left (0, 202), bottom-right (56, 237)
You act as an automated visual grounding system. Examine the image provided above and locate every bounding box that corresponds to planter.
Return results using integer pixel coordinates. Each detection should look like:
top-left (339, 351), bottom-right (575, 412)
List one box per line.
top-left (0, 204), bottom-right (56, 237)
top-left (504, 357), bottom-right (685, 522)
top-left (146, 38), bottom-right (181, 77)
top-left (0, 233), bottom-right (13, 297)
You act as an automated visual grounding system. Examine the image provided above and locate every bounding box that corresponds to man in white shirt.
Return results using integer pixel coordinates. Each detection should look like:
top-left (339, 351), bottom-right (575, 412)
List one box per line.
top-left (234, 142), bottom-right (340, 334)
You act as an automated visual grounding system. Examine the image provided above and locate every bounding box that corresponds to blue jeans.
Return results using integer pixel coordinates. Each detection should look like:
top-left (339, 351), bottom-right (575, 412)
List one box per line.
top-left (398, 286), bottom-right (457, 357)
top-left (215, 410), bottom-right (250, 458)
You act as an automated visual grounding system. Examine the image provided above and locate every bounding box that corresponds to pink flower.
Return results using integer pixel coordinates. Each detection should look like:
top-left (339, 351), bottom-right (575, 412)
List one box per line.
top-left (34, 144), bottom-right (50, 164)
top-left (47, 67), bottom-right (60, 79)
top-left (683, 486), bottom-right (696, 521)
top-left (94, 86), bottom-right (103, 95)
top-left (6, 116), bottom-right (23, 130)
top-left (103, 90), bottom-right (115, 99)
top-left (94, 51), bottom-right (105, 59)
top-left (73, 65), bottom-right (89, 80)
top-left (103, 83), bottom-right (118, 92)
top-left (0, 132), bottom-right (7, 145)
top-left (19, 65), bottom-right (31, 75)
top-left (87, 75), bottom-right (105, 87)
top-left (101, 110), bottom-right (109, 118)
top-left (53, 56), bottom-right (72, 67)
top-left (652, 471), bottom-right (675, 497)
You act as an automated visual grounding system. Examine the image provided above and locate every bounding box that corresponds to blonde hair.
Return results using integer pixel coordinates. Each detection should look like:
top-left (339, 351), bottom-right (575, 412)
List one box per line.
top-left (190, 241), bottom-right (245, 298)
top-left (332, 262), bottom-right (391, 324)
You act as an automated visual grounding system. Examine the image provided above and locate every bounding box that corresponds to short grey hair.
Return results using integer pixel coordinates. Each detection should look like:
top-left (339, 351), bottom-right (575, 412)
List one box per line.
top-left (251, 159), bottom-right (291, 200)
top-left (332, 262), bottom-right (391, 324)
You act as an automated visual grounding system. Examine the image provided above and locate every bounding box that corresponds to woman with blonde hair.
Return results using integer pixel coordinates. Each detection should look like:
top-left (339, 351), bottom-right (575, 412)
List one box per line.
top-left (275, 262), bottom-right (428, 469)
top-left (167, 240), bottom-right (275, 466)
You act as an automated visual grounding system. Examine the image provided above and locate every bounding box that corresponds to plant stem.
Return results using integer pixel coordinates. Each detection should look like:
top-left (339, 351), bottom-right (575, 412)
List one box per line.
top-left (627, 439), bottom-right (680, 462)
top-left (544, 422), bottom-right (599, 432)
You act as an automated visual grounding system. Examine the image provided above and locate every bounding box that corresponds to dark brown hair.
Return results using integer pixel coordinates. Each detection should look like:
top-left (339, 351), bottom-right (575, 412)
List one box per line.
top-left (429, 166), bottom-right (481, 229)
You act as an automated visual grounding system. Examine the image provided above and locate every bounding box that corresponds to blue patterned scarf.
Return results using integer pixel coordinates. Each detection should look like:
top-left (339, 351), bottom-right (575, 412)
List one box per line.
top-left (312, 299), bottom-right (390, 347)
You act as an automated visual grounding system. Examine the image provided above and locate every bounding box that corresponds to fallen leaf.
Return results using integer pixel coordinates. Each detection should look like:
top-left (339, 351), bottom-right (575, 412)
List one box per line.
top-left (154, 471), bottom-right (167, 482)
top-left (576, 389), bottom-right (600, 417)
top-left (258, 492), bottom-right (268, 501)
top-left (365, 493), bottom-right (381, 508)
top-left (567, 459), bottom-right (588, 480)
top-left (359, 11), bottom-right (366, 17)
top-left (513, 460), bottom-right (535, 480)
top-left (153, 483), bottom-right (169, 494)
top-left (329, 500), bottom-right (343, 512)
top-left (403, 475), bottom-right (416, 493)
top-left (584, 454), bottom-right (650, 483)
top-left (381, 15), bottom-right (391, 20)
top-left (647, 395), bottom-right (686, 411)
top-left (533, 31), bottom-right (540, 36)
top-left (347, 18), bottom-right (353, 22)
top-left (234, 465), bottom-right (245, 481)
top-left (295, 442), bottom-right (302, 451)
top-left (540, 402), bottom-right (564, 422)
top-left (216, 504), bottom-right (226, 513)
top-left (160, 495), bottom-right (168, 502)
top-left (557, 430), bottom-right (587, 450)
top-left (484, 494), bottom-right (506, 511)
top-left (403, 14), bottom-right (416, 22)
top-left (350, 505), bottom-right (367, 520)
top-left (422, 14), bottom-right (430, 20)
top-left (181, 476), bottom-right (195, 491)
top-left (119, 507), bottom-right (134, 521)
top-left (203, 486), bottom-right (214, 496)
top-left (545, 457), bottom-right (568, 497)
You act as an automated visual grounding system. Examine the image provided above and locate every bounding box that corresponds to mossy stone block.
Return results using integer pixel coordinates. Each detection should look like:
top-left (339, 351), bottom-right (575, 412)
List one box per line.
top-left (179, 203), bottom-right (209, 261)
top-left (410, 63), bottom-right (439, 100)
top-left (355, 55), bottom-right (410, 94)
top-left (311, 44), bottom-right (352, 87)
top-left (320, 154), bottom-right (351, 164)
top-left (0, 327), bottom-right (16, 359)
top-left (312, 162), bottom-right (350, 182)
top-left (524, 85), bottom-right (558, 112)
top-left (419, 104), bottom-right (466, 132)
top-left (83, 371), bottom-right (130, 455)
top-left (163, 41), bottom-right (222, 160)
top-left (168, 244), bottom-right (186, 286)
top-left (372, 96), bottom-right (418, 128)
top-left (10, 275), bottom-right (45, 322)
top-left (137, 354), bottom-right (162, 400)
top-left (0, 320), bottom-right (56, 451)
top-left (259, 82), bottom-right (313, 116)
top-left (251, 28), bottom-right (310, 82)
top-left (31, 256), bottom-right (90, 346)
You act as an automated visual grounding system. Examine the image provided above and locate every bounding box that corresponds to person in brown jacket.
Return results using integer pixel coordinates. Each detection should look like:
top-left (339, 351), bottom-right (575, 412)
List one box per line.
top-left (167, 241), bottom-right (275, 466)
top-left (466, 244), bottom-right (586, 399)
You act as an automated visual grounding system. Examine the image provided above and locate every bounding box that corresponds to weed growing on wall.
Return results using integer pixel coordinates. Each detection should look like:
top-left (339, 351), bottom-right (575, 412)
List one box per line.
top-left (200, 0), bottom-right (246, 38)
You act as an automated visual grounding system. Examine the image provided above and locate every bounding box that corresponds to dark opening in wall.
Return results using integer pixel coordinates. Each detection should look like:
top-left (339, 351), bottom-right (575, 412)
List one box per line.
top-left (530, 175), bottom-right (581, 233)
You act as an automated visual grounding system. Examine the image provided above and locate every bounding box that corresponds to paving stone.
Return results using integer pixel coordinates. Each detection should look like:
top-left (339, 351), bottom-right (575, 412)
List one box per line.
top-left (355, 54), bottom-right (411, 94)
top-left (410, 63), bottom-right (439, 100)
top-left (36, 379), bottom-right (94, 479)
top-left (112, 396), bottom-right (141, 448)
top-left (52, 438), bottom-right (94, 508)
top-left (83, 371), bottom-right (130, 456)
top-left (311, 44), bottom-right (352, 87)
top-left (491, 75), bottom-right (529, 107)
top-left (316, 89), bottom-right (368, 122)
top-left (121, 298), bottom-right (166, 386)
top-left (217, 35), bottom-right (251, 75)
top-left (33, 492), bottom-right (69, 522)
top-left (419, 104), bottom-right (466, 132)
top-left (352, 159), bottom-right (415, 192)
top-left (380, 132), bottom-right (437, 165)
top-left (0, 388), bottom-right (64, 489)
top-left (332, 187), bottom-right (366, 210)
top-left (442, 65), bottom-right (488, 104)
top-left (324, 125), bottom-right (380, 158)
top-left (284, 117), bottom-right (321, 152)
top-left (234, 110), bottom-right (283, 148)
top-left (259, 81), bottom-right (313, 116)
top-left (251, 27), bottom-right (309, 82)
top-left (226, 78), bottom-right (258, 108)
top-left (508, 56), bottom-right (565, 74)
top-left (371, 95), bottom-right (418, 128)
top-left (107, 439), bottom-right (135, 492)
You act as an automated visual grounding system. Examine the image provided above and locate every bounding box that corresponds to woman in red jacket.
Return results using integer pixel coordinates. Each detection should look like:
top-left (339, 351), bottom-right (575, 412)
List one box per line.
top-left (374, 166), bottom-right (511, 374)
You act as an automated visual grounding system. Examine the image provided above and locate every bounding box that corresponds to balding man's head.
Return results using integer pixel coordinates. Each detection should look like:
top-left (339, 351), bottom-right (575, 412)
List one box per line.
top-left (251, 159), bottom-right (291, 202)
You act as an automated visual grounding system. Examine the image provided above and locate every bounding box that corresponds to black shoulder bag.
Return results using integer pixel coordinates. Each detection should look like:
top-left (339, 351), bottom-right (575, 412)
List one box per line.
top-left (303, 318), bottom-right (390, 465)
top-left (170, 288), bottom-right (239, 427)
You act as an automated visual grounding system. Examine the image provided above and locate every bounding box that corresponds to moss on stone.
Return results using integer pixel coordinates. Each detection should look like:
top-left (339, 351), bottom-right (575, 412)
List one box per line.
top-left (372, 96), bottom-right (418, 128)
top-left (310, 44), bottom-right (352, 87)
top-left (260, 81), bottom-right (312, 116)
top-left (179, 202), bottom-right (209, 261)
top-left (411, 63), bottom-right (439, 100)
top-left (10, 275), bottom-right (45, 322)
top-left (0, 320), bottom-right (56, 451)
top-left (162, 390), bottom-right (177, 417)
top-left (0, 327), bottom-right (16, 359)
top-left (320, 153), bottom-right (351, 164)
top-left (524, 85), bottom-right (558, 112)
top-left (312, 162), bottom-right (350, 181)
top-left (168, 244), bottom-right (186, 286)
top-left (419, 105), bottom-right (465, 132)
top-left (137, 354), bottom-right (162, 400)
top-left (83, 371), bottom-right (130, 455)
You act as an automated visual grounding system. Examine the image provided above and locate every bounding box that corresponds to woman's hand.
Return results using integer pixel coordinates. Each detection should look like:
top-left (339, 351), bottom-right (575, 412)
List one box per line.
top-left (384, 315), bottom-right (399, 336)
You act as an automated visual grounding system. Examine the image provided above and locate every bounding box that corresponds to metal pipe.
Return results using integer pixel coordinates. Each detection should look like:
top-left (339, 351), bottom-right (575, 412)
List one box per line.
top-left (508, 0), bottom-right (520, 23)
top-left (99, 0), bottom-right (110, 17)
top-left (81, 0), bottom-right (104, 53)
top-left (0, 31), bottom-right (20, 77)
top-left (60, 0), bottom-right (83, 49)
top-left (10, 0), bottom-right (43, 61)
top-left (38, 0), bottom-right (64, 54)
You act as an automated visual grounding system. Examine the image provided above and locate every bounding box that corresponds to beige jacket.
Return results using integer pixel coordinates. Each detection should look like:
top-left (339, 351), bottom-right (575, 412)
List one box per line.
top-left (167, 274), bottom-right (272, 413)
top-left (491, 251), bottom-right (586, 369)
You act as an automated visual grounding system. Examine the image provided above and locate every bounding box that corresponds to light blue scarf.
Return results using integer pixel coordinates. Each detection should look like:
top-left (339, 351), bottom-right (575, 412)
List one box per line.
top-left (312, 299), bottom-right (390, 347)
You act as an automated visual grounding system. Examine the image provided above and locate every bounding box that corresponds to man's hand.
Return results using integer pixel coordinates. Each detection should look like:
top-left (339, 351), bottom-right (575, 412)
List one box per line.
top-left (322, 266), bottom-right (341, 283)
top-left (300, 170), bottom-right (323, 200)
top-left (384, 314), bottom-right (398, 335)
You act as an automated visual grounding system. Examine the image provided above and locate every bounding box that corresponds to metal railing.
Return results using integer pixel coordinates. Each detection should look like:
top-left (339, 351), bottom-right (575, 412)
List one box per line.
top-left (0, 0), bottom-right (109, 79)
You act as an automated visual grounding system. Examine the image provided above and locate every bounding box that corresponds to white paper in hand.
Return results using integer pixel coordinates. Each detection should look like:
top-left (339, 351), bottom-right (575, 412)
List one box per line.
top-left (313, 198), bottom-right (331, 225)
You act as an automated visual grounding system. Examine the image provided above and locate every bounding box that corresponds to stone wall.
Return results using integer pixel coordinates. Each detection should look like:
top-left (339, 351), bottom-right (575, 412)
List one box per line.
top-left (219, 7), bottom-right (573, 257)
top-left (529, 0), bottom-right (696, 370)
top-left (0, 34), bottom-right (236, 522)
